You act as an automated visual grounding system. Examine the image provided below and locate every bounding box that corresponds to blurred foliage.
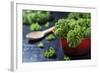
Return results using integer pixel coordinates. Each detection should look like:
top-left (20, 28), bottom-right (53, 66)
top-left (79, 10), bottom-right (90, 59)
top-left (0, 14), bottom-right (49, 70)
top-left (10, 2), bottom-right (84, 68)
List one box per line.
top-left (23, 10), bottom-right (51, 25)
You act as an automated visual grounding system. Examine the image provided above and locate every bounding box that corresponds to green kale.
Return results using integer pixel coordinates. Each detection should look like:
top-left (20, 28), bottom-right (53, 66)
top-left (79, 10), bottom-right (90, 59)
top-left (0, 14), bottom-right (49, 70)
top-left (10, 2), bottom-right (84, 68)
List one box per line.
top-left (22, 11), bottom-right (33, 25)
top-left (46, 34), bottom-right (55, 41)
top-left (64, 56), bottom-right (70, 60)
top-left (84, 27), bottom-right (91, 38)
top-left (30, 11), bottom-right (50, 24)
top-left (37, 42), bottom-right (44, 48)
top-left (81, 13), bottom-right (91, 18)
top-left (67, 30), bottom-right (82, 48)
top-left (67, 12), bottom-right (81, 20)
top-left (30, 23), bottom-right (41, 31)
top-left (43, 47), bottom-right (56, 58)
top-left (55, 19), bottom-right (69, 37)
top-left (55, 12), bottom-right (91, 48)
top-left (45, 22), bottom-right (49, 28)
top-left (22, 10), bottom-right (51, 25)
top-left (67, 12), bottom-right (91, 20)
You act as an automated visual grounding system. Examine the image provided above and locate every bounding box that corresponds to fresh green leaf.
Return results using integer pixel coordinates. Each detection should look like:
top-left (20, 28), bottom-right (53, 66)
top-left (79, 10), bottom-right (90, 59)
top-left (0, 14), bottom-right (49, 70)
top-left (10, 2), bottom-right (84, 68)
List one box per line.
top-left (55, 12), bottom-right (91, 48)
top-left (45, 22), bottom-right (49, 28)
top-left (64, 56), bottom-right (70, 60)
top-left (43, 47), bottom-right (56, 58)
top-left (46, 34), bottom-right (55, 41)
top-left (37, 42), bottom-right (44, 48)
top-left (30, 23), bottom-right (41, 31)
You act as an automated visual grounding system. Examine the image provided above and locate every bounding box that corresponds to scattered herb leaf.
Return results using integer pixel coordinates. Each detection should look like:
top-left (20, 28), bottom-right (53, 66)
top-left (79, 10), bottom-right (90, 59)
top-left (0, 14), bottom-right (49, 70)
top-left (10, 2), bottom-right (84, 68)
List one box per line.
top-left (30, 23), bottom-right (41, 31)
top-left (37, 42), bottom-right (44, 48)
top-left (64, 56), bottom-right (70, 60)
top-left (43, 47), bottom-right (56, 58)
top-left (45, 22), bottom-right (49, 28)
top-left (46, 34), bottom-right (55, 41)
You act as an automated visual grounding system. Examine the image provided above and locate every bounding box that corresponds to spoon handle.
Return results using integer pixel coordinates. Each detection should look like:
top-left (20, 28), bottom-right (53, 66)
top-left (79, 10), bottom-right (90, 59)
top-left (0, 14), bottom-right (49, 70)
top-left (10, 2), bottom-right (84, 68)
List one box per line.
top-left (43, 26), bottom-right (55, 34)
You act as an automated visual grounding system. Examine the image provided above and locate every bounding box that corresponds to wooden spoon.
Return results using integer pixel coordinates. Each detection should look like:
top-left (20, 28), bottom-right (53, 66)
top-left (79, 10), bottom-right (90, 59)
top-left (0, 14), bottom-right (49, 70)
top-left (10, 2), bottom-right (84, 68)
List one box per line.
top-left (26, 26), bottom-right (55, 40)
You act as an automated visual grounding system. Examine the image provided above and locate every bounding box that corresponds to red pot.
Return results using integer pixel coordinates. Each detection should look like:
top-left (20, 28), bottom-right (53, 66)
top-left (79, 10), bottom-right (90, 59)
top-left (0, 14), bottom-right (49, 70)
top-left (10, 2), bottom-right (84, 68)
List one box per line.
top-left (60, 38), bottom-right (91, 56)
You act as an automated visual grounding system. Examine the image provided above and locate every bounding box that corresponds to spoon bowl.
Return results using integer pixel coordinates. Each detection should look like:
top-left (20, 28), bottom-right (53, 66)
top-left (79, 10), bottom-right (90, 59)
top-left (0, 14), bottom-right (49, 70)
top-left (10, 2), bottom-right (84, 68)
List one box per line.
top-left (26, 31), bottom-right (44, 40)
top-left (26, 26), bottom-right (55, 40)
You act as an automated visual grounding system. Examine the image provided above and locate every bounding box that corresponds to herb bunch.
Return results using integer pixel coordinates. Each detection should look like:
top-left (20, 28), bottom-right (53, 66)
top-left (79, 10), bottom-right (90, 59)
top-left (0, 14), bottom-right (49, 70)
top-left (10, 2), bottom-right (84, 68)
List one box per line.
top-left (55, 12), bottom-right (91, 48)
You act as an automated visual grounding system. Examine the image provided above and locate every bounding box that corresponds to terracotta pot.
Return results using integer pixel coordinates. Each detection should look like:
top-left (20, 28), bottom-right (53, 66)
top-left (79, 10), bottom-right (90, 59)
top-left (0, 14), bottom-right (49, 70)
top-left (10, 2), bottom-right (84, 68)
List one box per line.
top-left (60, 38), bottom-right (91, 56)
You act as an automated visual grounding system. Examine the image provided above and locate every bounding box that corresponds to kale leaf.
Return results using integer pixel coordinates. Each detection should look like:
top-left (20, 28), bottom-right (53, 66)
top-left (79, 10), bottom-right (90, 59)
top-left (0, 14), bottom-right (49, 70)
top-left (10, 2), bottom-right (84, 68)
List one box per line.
top-left (55, 12), bottom-right (91, 48)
